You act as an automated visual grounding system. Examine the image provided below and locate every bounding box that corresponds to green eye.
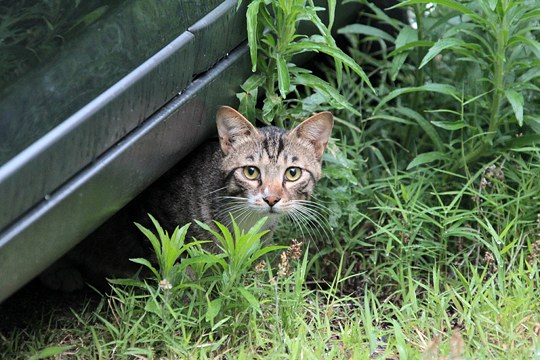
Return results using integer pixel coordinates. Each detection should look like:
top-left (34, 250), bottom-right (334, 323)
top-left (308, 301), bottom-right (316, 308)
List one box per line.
top-left (285, 167), bottom-right (302, 181)
top-left (243, 166), bottom-right (260, 180)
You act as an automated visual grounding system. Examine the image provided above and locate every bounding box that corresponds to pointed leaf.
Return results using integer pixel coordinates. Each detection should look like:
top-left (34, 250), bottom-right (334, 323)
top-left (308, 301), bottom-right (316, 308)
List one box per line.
top-left (31, 346), bottom-right (73, 359)
top-left (246, 0), bottom-right (261, 72)
top-left (338, 24), bottom-right (395, 42)
top-left (524, 115), bottom-right (540, 134)
top-left (129, 258), bottom-right (160, 279)
top-left (276, 54), bottom-right (291, 98)
top-left (144, 298), bottom-right (161, 316)
top-left (287, 40), bottom-right (374, 93)
top-left (205, 298), bottom-right (222, 323)
top-left (251, 245), bottom-right (288, 264)
top-left (504, 89), bottom-right (524, 126)
top-left (107, 278), bottom-right (146, 287)
top-left (247, 216), bottom-right (268, 235)
top-left (419, 38), bottom-right (468, 69)
top-left (406, 151), bottom-right (449, 170)
top-left (135, 222), bottom-right (161, 258)
top-left (294, 73), bottom-right (360, 115)
top-left (431, 120), bottom-right (468, 130)
top-left (374, 84), bottom-right (459, 114)
top-left (195, 220), bottom-right (223, 244)
top-left (396, 107), bottom-right (444, 151)
top-left (148, 214), bottom-right (167, 245)
top-left (238, 287), bottom-right (262, 315)
top-left (390, 26), bottom-right (418, 81)
top-left (389, 0), bottom-right (475, 17)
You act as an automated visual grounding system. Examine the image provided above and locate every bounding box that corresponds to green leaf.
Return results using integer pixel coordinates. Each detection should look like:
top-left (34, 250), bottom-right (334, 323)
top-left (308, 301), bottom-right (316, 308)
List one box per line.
top-left (129, 258), bottom-right (160, 279)
top-left (389, 40), bottom-right (434, 57)
top-left (144, 298), bottom-right (161, 316)
top-left (107, 278), bottom-right (146, 287)
top-left (508, 36), bottom-right (540, 60)
top-left (30, 346), bottom-right (73, 360)
top-left (247, 216), bottom-right (268, 235)
top-left (276, 54), bottom-right (290, 98)
top-left (407, 151), bottom-right (449, 170)
top-left (374, 83), bottom-right (459, 114)
top-left (504, 89), bottom-right (524, 126)
top-left (390, 0), bottom-right (474, 17)
top-left (390, 27), bottom-right (419, 81)
top-left (419, 38), bottom-right (468, 69)
top-left (171, 223), bottom-right (190, 249)
top-left (262, 95), bottom-right (282, 124)
top-left (240, 73), bottom-right (265, 92)
top-left (431, 120), bottom-right (468, 130)
top-left (294, 73), bottom-right (360, 115)
top-left (135, 221), bottom-right (161, 258)
top-left (238, 287), bottom-right (262, 315)
top-left (504, 134), bottom-right (540, 149)
top-left (215, 220), bottom-right (235, 254)
top-left (287, 40), bottom-right (374, 93)
top-left (237, 90), bottom-right (258, 123)
top-left (338, 24), bottom-right (395, 42)
top-left (195, 220), bottom-right (224, 244)
top-left (149, 214), bottom-right (167, 247)
top-left (246, 0), bottom-right (261, 72)
top-left (327, 0), bottom-right (336, 30)
top-left (485, 0), bottom-right (497, 11)
top-left (524, 115), bottom-right (540, 134)
top-left (396, 107), bottom-right (444, 151)
top-left (251, 245), bottom-right (288, 264)
top-left (206, 298), bottom-right (222, 323)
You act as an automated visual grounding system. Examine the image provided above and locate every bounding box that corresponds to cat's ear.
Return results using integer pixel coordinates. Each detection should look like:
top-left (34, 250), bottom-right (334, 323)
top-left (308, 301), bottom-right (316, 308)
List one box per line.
top-left (216, 106), bottom-right (259, 155)
top-left (289, 112), bottom-right (334, 161)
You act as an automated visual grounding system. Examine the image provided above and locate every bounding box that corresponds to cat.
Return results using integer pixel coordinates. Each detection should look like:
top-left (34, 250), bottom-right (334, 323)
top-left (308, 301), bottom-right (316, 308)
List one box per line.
top-left (40, 106), bottom-right (333, 291)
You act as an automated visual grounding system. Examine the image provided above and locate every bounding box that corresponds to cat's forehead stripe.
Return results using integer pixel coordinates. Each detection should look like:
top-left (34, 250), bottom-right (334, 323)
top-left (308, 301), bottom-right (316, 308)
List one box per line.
top-left (260, 127), bottom-right (286, 161)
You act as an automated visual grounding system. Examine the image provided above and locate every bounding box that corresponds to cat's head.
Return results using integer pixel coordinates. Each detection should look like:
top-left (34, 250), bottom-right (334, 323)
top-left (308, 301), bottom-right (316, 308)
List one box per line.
top-left (216, 106), bottom-right (333, 217)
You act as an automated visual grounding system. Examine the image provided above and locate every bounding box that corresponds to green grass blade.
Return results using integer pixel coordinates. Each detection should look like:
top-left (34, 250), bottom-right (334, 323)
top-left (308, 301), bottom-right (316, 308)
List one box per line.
top-left (406, 151), bottom-right (449, 170)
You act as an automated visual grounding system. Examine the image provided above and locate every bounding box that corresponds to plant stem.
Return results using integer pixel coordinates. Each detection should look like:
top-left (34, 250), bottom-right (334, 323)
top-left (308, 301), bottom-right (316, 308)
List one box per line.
top-left (486, 7), bottom-right (507, 145)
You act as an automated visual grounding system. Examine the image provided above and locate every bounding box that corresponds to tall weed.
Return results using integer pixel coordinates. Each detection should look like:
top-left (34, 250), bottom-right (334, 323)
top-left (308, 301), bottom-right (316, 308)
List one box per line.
top-left (237, 0), bottom-right (373, 126)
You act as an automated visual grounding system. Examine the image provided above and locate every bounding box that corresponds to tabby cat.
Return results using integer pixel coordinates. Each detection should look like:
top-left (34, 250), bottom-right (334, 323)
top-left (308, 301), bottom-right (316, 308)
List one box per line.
top-left (40, 106), bottom-right (333, 291)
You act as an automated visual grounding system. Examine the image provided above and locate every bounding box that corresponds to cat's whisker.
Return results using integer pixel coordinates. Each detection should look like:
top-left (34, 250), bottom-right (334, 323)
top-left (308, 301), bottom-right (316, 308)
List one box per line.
top-left (296, 209), bottom-right (322, 243)
top-left (289, 203), bottom-right (331, 241)
top-left (204, 186), bottom-right (228, 196)
top-left (217, 195), bottom-right (251, 202)
top-left (215, 205), bottom-right (250, 224)
top-left (302, 208), bottom-right (332, 240)
top-left (292, 200), bottom-right (330, 215)
top-left (310, 193), bottom-right (332, 205)
top-left (296, 204), bottom-right (328, 225)
top-left (286, 210), bottom-right (312, 243)
top-left (294, 198), bottom-right (330, 209)
top-left (288, 207), bottom-right (318, 241)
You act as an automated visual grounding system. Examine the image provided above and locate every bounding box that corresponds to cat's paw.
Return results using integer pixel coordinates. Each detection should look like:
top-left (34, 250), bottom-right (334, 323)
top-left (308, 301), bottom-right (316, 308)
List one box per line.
top-left (39, 263), bottom-right (85, 292)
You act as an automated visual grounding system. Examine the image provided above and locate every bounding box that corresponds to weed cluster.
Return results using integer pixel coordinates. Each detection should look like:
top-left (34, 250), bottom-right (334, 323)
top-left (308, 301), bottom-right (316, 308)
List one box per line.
top-left (308, 0), bottom-right (540, 357)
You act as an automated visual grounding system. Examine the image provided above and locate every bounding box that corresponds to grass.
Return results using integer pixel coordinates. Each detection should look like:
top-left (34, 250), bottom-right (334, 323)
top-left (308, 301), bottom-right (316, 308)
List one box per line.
top-left (2, 0), bottom-right (540, 358)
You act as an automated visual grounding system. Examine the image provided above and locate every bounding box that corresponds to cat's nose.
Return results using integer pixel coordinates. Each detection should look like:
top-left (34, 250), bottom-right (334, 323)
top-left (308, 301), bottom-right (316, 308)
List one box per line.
top-left (263, 196), bottom-right (281, 207)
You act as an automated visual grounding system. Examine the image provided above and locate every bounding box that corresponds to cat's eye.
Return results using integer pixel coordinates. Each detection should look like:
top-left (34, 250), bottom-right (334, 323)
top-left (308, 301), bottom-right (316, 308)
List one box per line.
top-left (285, 167), bottom-right (302, 181)
top-left (243, 166), bottom-right (260, 180)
